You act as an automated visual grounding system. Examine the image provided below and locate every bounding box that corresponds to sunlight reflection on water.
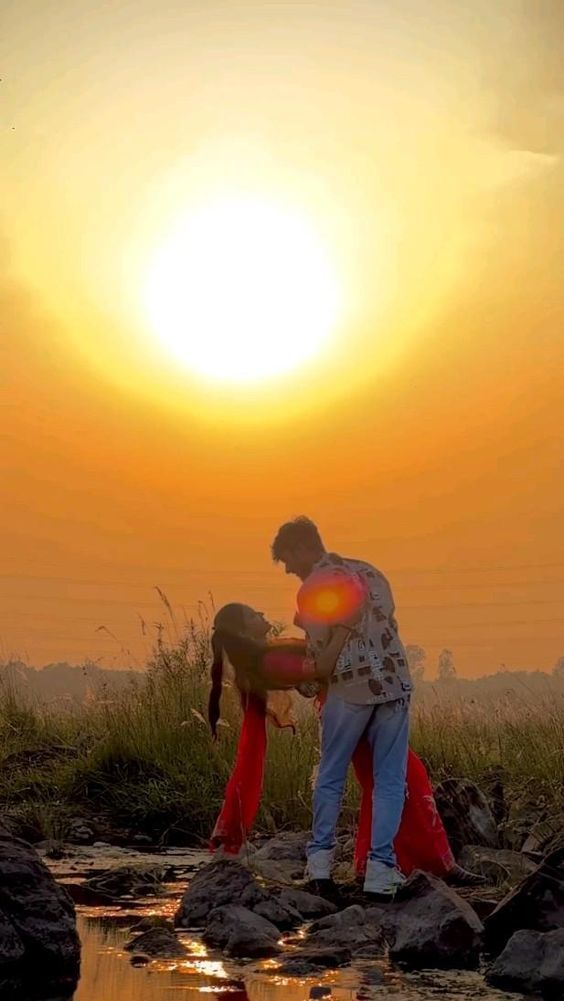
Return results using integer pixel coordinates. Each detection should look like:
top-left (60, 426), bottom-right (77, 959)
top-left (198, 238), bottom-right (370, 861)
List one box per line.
top-left (72, 913), bottom-right (523, 1001)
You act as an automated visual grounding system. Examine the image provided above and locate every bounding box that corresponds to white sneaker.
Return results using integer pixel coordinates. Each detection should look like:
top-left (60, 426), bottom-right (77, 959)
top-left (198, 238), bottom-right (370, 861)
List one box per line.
top-left (305, 848), bottom-right (334, 881)
top-left (363, 858), bottom-right (406, 897)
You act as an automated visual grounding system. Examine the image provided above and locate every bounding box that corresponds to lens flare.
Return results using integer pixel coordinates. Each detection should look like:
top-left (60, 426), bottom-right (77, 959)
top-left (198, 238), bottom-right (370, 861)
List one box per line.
top-left (298, 571), bottom-right (367, 625)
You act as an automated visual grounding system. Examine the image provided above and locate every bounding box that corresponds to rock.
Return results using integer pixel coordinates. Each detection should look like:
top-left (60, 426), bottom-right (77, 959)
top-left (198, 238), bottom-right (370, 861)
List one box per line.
top-left (486, 927), bottom-right (564, 996)
top-left (381, 871), bottom-right (484, 969)
top-left (130, 954), bottom-right (150, 967)
top-left (85, 864), bottom-right (172, 899)
top-left (0, 911), bottom-right (25, 967)
top-left (307, 904), bottom-right (385, 956)
top-left (276, 945), bottom-right (352, 975)
top-left (67, 817), bottom-right (94, 845)
top-left (458, 845), bottom-right (536, 887)
top-left (58, 881), bottom-right (115, 906)
top-left (309, 904), bottom-right (367, 932)
top-left (203, 905), bottom-right (281, 958)
top-left (434, 779), bottom-right (499, 856)
top-left (0, 831), bottom-right (80, 988)
top-left (132, 834), bottom-right (153, 846)
top-left (249, 857), bottom-right (305, 884)
top-left (253, 831), bottom-right (309, 861)
top-left (468, 897), bottom-right (502, 921)
top-left (130, 916), bottom-right (174, 933)
top-left (277, 888), bottom-right (338, 919)
top-left (124, 927), bottom-right (188, 958)
top-left (175, 860), bottom-right (263, 928)
top-left (37, 839), bottom-right (67, 860)
top-left (253, 897), bottom-right (303, 930)
top-left (484, 846), bottom-right (564, 954)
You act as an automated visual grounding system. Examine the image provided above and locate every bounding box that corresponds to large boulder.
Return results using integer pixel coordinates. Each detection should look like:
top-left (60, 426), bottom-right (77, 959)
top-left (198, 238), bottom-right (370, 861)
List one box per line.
top-left (484, 846), bottom-right (564, 954)
top-left (0, 831), bottom-right (80, 990)
top-left (434, 778), bottom-right (499, 856)
top-left (486, 928), bottom-right (564, 997)
top-left (175, 860), bottom-right (263, 928)
top-left (203, 905), bottom-right (281, 958)
top-left (381, 871), bottom-right (484, 969)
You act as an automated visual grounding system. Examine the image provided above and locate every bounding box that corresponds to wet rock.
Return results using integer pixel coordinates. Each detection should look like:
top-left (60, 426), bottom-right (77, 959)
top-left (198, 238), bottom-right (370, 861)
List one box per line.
top-left (124, 927), bottom-right (188, 958)
top-left (276, 944), bottom-right (352, 975)
top-left (130, 916), bottom-right (174, 933)
top-left (58, 881), bottom-right (115, 906)
top-left (84, 863), bottom-right (172, 899)
top-left (0, 910), bottom-right (25, 966)
top-left (175, 860), bottom-right (264, 928)
top-left (203, 905), bottom-right (281, 958)
top-left (249, 857), bottom-right (304, 884)
top-left (434, 779), bottom-right (499, 856)
top-left (307, 904), bottom-right (385, 956)
top-left (486, 927), bottom-right (564, 997)
top-left (484, 846), bottom-right (564, 954)
top-left (309, 904), bottom-right (367, 932)
top-left (253, 831), bottom-right (309, 861)
top-left (382, 870), bottom-right (484, 969)
top-left (277, 888), bottom-right (338, 919)
top-left (252, 896), bottom-right (303, 930)
top-left (458, 845), bottom-right (536, 887)
top-left (0, 830), bottom-right (80, 986)
top-left (130, 954), bottom-right (150, 967)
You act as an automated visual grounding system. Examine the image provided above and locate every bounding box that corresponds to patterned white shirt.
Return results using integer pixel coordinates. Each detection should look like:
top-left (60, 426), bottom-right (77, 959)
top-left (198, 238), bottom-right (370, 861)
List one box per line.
top-left (297, 552), bottom-right (413, 706)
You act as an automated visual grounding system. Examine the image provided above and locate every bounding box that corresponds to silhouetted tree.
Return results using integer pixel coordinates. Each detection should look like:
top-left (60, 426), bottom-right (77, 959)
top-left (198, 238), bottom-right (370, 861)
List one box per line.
top-left (553, 655), bottom-right (564, 679)
top-left (406, 644), bottom-right (426, 682)
top-left (437, 648), bottom-right (457, 681)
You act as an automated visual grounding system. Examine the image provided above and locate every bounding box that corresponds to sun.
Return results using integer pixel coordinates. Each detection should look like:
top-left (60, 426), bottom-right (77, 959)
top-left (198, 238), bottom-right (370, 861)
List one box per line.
top-left (142, 195), bottom-right (341, 383)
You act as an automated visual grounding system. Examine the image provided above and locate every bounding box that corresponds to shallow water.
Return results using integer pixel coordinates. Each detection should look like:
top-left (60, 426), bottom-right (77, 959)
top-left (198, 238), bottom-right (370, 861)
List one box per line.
top-left (36, 845), bottom-right (526, 1001)
top-left (72, 911), bottom-right (525, 1001)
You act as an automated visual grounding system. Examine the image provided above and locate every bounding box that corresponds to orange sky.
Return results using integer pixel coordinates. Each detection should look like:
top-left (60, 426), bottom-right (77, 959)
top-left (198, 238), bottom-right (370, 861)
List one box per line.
top-left (1, 1), bottom-right (563, 675)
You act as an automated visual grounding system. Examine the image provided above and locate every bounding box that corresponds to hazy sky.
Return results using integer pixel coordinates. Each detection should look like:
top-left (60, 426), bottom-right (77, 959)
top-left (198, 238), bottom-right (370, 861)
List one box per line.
top-left (1, 1), bottom-right (563, 674)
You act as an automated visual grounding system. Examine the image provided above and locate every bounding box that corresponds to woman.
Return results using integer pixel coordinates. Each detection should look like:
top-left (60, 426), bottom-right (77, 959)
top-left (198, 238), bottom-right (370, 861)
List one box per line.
top-left (208, 603), bottom-right (483, 886)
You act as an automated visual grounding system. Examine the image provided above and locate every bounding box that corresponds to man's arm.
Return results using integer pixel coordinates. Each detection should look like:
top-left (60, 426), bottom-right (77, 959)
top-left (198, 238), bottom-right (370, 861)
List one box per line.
top-left (312, 624), bottom-right (353, 679)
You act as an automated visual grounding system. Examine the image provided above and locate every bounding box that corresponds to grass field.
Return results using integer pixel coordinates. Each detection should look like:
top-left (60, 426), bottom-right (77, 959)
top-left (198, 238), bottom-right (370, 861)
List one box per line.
top-left (1, 623), bottom-right (563, 851)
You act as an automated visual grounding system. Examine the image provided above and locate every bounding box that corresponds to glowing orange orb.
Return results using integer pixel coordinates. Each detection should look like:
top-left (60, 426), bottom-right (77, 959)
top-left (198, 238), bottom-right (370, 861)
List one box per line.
top-left (298, 571), bottom-right (367, 626)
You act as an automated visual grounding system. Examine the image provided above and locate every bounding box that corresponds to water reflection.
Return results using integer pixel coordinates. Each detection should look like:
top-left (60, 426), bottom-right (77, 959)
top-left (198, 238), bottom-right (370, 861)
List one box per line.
top-left (72, 914), bottom-right (523, 1001)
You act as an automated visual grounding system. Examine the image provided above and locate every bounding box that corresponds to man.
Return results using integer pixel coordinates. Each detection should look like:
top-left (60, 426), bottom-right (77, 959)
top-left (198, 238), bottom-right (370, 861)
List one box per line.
top-left (271, 516), bottom-right (413, 898)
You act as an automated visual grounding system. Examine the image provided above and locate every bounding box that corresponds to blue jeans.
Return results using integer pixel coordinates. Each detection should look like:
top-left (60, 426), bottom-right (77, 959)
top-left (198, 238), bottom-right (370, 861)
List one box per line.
top-left (307, 692), bottom-right (410, 868)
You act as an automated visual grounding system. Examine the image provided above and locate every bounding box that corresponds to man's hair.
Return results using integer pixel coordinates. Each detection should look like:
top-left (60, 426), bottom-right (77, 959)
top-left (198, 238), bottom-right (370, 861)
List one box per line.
top-left (271, 516), bottom-right (324, 562)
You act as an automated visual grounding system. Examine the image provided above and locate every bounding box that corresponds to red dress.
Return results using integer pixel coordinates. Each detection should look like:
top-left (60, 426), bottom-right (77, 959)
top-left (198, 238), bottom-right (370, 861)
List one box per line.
top-left (210, 642), bottom-right (454, 877)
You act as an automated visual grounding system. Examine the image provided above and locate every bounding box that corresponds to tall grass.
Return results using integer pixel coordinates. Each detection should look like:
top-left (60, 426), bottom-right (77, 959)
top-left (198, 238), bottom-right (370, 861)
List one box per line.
top-left (1, 621), bottom-right (563, 847)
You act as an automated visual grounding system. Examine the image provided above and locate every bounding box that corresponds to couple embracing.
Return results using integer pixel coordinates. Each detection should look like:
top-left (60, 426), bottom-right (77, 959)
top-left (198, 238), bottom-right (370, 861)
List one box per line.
top-left (208, 516), bottom-right (482, 899)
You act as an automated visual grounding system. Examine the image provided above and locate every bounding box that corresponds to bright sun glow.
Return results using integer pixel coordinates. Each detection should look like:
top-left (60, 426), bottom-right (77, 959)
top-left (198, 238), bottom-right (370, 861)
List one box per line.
top-left (143, 195), bottom-right (341, 383)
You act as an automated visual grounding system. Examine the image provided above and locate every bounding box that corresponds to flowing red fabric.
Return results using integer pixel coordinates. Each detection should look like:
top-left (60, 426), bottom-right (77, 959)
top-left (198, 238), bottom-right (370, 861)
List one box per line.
top-left (351, 740), bottom-right (455, 877)
top-left (210, 692), bottom-right (267, 854)
top-left (210, 647), bottom-right (455, 877)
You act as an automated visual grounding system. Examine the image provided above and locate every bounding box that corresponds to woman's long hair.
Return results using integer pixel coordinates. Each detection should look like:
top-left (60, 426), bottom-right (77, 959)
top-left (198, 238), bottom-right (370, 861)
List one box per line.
top-left (208, 604), bottom-right (266, 738)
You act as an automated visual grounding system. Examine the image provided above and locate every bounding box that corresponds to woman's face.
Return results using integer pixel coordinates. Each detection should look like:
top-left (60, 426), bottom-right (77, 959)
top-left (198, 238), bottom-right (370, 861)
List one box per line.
top-left (242, 607), bottom-right (271, 639)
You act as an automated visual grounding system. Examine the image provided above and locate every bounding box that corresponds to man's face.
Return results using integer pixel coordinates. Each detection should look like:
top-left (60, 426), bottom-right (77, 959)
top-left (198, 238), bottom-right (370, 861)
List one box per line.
top-left (279, 546), bottom-right (316, 581)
